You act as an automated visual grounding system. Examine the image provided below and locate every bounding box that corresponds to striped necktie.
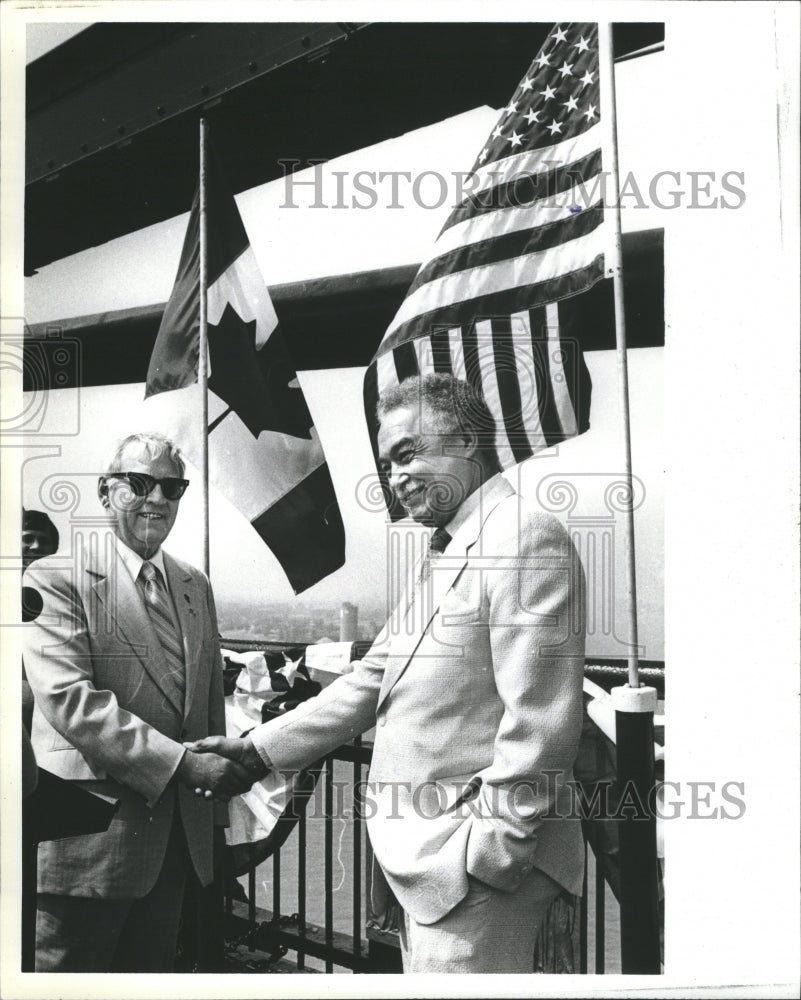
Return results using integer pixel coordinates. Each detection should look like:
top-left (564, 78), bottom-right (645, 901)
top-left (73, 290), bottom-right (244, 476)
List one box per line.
top-left (139, 561), bottom-right (185, 705)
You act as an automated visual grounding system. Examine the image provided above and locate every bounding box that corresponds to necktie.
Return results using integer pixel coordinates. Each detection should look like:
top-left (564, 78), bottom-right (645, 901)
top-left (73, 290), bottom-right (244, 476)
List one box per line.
top-left (400, 528), bottom-right (453, 628)
top-left (429, 527), bottom-right (452, 555)
top-left (420, 527), bottom-right (452, 585)
top-left (139, 561), bottom-right (185, 705)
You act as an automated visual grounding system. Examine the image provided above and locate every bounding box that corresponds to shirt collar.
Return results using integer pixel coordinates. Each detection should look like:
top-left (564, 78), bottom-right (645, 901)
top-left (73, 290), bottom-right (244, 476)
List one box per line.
top-left (112, 533), bottom-right (167, 584)
top-left (439, 470), bottom-right (510, 541)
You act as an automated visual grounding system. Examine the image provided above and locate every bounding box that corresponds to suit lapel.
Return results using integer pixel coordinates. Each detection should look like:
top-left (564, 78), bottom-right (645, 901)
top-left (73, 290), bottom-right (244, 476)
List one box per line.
top-left (164, 554), bottom-right (202, 719)
top-left (377, 549), bottom-right (469, 709)
top-left (375, 479), bottom-right (514, 711)
top-left (89, 540), bottom-right (185, 716)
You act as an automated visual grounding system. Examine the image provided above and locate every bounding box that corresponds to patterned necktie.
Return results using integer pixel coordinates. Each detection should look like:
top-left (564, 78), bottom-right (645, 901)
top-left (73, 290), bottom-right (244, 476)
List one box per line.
top-left (139, 561), bottom-right (185, 705)
top-left (420, 527), bottom-right (452, 585)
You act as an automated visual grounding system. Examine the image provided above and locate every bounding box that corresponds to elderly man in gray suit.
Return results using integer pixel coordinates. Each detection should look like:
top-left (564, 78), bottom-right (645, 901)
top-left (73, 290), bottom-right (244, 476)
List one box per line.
top-left (23, 432), bottom-right (254, 972)
top-left (191, 374), bottom-right (586, 973)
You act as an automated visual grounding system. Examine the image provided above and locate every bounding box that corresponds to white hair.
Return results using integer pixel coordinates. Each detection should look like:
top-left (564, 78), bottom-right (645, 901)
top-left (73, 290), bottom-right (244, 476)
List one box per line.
top-left (103, 432), bottom-right (185, 477)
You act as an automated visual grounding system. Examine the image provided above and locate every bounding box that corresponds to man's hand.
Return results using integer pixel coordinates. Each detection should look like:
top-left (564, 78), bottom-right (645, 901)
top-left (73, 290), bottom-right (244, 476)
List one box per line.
top-left (176, 749), bottom-right (254, 802)
top-left (185, 734), bottom-right (270, 781)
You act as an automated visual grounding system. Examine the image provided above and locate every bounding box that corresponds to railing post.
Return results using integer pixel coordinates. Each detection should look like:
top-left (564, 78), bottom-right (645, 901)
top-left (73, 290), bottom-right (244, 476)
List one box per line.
top-left (579, 846), bottom-right (588, 973)
top-left (248, 849), bottom-right (256, 951)
top-left (612, 684), bottom-right (661, 973)
top-left (595, 858), bottom-right (606, 973)
top-left (297, 808), bottom-right (307, 971)
top-left (352, 747), bottom-right (362, 967)
top-left (324, 759), bottom-right (334, 973)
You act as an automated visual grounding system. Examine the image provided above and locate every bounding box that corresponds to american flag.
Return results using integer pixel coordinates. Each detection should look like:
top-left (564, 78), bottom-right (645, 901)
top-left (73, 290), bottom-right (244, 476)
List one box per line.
top-left (365, 22), bottom-right (604, 484)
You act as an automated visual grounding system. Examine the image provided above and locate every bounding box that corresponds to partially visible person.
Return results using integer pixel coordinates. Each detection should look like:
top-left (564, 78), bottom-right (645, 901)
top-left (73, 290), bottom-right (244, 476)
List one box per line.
top-left (23, 432), bottom-right (254, 972)
top-left (22, 508), bottom-right (59, 571)
top-left (21, 509), bottom-right (60, 732)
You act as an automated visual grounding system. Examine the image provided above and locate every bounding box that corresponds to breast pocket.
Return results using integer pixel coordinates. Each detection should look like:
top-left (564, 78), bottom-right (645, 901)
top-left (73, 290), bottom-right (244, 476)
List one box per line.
top-left (422, 591), bottom-right (485, 659)
top-left (438, 591), bottom-right (483, 627)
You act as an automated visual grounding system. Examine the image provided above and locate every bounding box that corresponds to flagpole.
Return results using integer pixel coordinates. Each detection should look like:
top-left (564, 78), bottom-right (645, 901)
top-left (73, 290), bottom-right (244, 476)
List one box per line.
top-left (599, 24), bottom-right (639, 688)
top-left (599, 24), bottom-right (661, 973)
top-left (198, 118), bottom-right (210, 577)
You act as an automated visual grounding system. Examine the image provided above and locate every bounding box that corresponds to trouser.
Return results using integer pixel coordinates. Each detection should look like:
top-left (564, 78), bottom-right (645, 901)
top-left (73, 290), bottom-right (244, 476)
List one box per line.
top-left (35, 812), bottom-right (190, 973)
top-left (399, 866), bottom-right (561, 973)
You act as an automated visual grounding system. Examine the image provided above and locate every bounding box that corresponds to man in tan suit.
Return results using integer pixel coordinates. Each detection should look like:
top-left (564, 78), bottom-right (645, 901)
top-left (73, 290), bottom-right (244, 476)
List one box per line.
top-left (23, 432), bottom-right (253, 972)
top-left (190, 375), bottom-right (586, 972)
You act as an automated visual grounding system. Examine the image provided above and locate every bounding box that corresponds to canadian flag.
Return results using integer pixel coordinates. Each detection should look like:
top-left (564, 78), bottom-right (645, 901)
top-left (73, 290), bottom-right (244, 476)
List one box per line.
top-left (144, 142), bottom-right (345, 593)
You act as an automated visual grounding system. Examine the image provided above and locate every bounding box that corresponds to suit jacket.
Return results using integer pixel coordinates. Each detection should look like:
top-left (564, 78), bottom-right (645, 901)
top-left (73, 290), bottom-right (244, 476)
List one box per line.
top-left (23, 537), bottom-right (227, 898)
top-left (251, 478), bottom-right (586, 925)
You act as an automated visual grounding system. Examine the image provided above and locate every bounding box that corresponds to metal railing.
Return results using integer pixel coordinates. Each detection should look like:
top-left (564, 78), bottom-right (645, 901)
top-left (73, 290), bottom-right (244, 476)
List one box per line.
top-left (221, 745), bottom-right (629, 974)
top-left (219, 647), bottom-right (664, 974)
top-left (222, 737), bottom-right (391, 973)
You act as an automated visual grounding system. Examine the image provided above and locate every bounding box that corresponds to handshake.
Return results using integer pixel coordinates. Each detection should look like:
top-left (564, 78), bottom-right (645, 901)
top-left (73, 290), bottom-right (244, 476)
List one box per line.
top-left (176, 735), bottom-right (270, 802)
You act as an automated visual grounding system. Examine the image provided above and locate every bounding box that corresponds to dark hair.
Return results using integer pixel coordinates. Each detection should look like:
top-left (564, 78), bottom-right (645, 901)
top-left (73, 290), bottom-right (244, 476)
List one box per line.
top-left (377, 373), bottom-right (501, 472)
top-left (22, 509), bottom-right (60, 550)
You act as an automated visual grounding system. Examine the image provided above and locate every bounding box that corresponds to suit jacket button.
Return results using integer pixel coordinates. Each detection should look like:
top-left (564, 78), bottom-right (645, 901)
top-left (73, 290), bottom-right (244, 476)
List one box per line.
top-left (181, 729), bottom-right (188, 739)
top-left (378, 716), bottom-right (387, 727)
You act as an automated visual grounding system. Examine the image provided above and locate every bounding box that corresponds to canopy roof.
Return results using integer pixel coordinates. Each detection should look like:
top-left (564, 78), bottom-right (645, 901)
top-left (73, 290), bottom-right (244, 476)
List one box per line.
top-left (25, 21), bottom-right (664, 274)
top-left (25, 229), bottom-right (663, 387)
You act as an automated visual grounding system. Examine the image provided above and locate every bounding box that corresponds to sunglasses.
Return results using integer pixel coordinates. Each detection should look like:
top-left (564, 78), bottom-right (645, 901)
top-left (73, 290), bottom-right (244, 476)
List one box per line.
top-left (108, 472), bottom-right (189, 501)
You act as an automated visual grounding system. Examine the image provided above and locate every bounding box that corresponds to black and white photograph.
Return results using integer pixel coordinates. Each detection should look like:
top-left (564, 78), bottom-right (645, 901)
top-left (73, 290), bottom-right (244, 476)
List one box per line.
top-left (1, 1), bottom-right (798, 996)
